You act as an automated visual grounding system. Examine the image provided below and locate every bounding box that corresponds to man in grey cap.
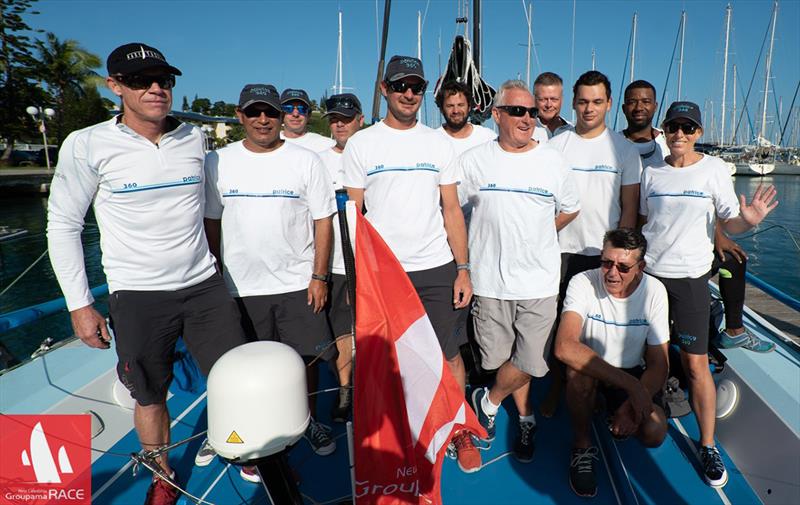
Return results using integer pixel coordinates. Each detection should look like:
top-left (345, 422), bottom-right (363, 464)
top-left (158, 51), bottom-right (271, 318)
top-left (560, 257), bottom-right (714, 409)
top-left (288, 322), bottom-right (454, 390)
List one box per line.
top-left (47, 42), bottom-right (246, 505)
top-left (342, 55), bottom-right (481, 473)
top-left (281, 88), bottom-right (336, 152)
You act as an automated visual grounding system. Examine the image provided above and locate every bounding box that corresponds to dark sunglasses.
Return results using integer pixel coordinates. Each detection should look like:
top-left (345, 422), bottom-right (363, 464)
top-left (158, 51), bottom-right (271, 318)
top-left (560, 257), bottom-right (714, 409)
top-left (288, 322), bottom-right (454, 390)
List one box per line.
top-left (115, 74), bottom-right (175, 90)
top-left (600, 259), bottom-right (640, 273)
top-left (496, 105), bottom-right (539, 118)
top-left (386, 80), bottom-right (428, 95)
top-left (242, 106), bottom-right (281, 119)
top-left (664, 122), bottom-right (698, 135)
top-left (325, 96), bottom-right (360, 112)
top-left (281, 103), bottom-right (309, 115)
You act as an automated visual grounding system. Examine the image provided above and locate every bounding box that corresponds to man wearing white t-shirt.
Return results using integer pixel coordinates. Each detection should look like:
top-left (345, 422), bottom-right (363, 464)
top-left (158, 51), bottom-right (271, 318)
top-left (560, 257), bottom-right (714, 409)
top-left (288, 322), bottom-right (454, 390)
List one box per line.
top-left (531, 72), bottom-right (574, 143)
top-left (435, 80), bottom-right (496, 155)
top-left (342, 55), bottom-right (479, 473)
top-left (462, 80), bottom-right (580, 465)
top-left (280, 88), bottom-right (336, 152)
top-left (204, 84), bottom-right (337, 471)
top-left (318, 92), bottom-right (364, 423)
top-left (556, 229), bottom-right (669, 498)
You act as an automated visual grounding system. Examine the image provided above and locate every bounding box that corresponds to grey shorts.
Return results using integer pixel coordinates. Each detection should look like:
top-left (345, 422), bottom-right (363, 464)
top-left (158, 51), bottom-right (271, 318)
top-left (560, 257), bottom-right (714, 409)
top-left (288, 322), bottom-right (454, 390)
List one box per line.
top-left (471, 295), bottom-right (558, 377)
top-left (236, 289), bottom-right (335, 361)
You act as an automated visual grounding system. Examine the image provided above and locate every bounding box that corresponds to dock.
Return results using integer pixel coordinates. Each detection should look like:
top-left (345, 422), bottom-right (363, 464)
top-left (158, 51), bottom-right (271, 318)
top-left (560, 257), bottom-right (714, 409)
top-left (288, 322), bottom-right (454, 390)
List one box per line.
top-left (0, 168), bottom-right (52, 195)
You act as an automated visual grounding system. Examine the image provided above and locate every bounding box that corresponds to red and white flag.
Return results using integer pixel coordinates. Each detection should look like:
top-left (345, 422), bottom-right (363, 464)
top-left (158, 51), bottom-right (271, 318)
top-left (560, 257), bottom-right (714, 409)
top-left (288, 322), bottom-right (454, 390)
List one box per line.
top-left (349, 204), bottom-right (485, 505)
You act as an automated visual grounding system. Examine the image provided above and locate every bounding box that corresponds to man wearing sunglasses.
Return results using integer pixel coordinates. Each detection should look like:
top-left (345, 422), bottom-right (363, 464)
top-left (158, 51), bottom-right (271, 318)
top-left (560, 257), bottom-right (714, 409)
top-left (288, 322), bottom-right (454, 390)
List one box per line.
top-left (555, 228), bottom-right (669, 498)
top-left (342, 55), bottom-right (480, 473)
top-left (47, 43), bottom-right (247, 505)
top-left (317, 93), bottom-right (364, 424)
top-left (435, 80), bottom-right (496, 155)
top-left (531, 72), bottom-right (574, 143)
top-left (280, 88), bottom-right (335, 152)
top-left (203, 84), bottom-right (338, 474)
top-left (461, 80), bottom-right (580, 466)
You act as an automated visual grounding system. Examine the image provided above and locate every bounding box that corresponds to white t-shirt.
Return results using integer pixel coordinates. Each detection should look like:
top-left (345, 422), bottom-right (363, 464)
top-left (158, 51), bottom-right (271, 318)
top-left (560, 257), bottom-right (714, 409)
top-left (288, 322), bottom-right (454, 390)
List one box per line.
top-left (204, 141), bottom-right (336, 296)
top-left (436, 124), bottom-right (496, 156)
top-left (531, 117), bottom-right (573, 144)
top-left (47, 116), bottom-right (217, 311)
top-left (640, 155), bottom-right (739, 279)
top-left (458, 141), bottom-right (580, 299)
top-left (317, 148), bottom-right (347, 275)
top-left (548, 128), bottom-right (642, 255)
top-left (341, 121), bottom-right (459, 272)
top-left (283, 131), bottom-right (336, 153)
top-left (563, 269), bottom-right (670, 368)
top-left (624, 128), bottom-right (669, 168)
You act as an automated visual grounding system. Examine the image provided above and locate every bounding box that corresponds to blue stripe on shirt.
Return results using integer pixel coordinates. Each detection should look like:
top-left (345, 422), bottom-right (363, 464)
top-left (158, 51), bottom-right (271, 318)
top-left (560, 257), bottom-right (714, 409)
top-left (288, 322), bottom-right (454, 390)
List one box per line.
top-left (112, 179), bottom-right (201, 193)
top-left (587, 314), bottom-right (650, 327)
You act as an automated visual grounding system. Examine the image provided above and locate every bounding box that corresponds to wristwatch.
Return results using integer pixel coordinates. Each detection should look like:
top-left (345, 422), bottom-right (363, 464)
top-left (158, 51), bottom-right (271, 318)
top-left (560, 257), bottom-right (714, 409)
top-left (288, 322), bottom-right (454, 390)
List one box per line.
top-left (311, 273), bottom-right (331, 282)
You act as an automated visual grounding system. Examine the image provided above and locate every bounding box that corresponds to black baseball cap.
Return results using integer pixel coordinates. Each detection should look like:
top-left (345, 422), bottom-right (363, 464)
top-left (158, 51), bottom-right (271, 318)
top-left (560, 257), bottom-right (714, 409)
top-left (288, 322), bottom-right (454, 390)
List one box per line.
top-left (323, 93), bottom-right (362, 118)
top-left (662, 101), bottom-right (702, 127)
top-left (107, 43), bottom-right (182, 76)
top-left (384, 55), bottom-right (425, 82)
top-left (280, 88), bottom-right (311, 107)
top-left (238, 84), bottom-right (281, 110)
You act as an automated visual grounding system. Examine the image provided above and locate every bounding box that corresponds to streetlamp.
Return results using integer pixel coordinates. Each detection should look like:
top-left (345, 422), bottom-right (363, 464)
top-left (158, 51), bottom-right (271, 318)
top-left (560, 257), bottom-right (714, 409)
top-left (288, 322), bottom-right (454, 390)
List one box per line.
top-left (26, 106), bottom-right (56, 171)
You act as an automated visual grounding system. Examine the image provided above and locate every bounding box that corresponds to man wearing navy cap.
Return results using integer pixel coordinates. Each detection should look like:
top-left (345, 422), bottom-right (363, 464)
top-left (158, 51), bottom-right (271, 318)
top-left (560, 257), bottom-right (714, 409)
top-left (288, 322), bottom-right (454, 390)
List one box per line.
top-left (47, 43), bottom-right (246, 505)
top-left (281, 88), bottom-right (336, 152)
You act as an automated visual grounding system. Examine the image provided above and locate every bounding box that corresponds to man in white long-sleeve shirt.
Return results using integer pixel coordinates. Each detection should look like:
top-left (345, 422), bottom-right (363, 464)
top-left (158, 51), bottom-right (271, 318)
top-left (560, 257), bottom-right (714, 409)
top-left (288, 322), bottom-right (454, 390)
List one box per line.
top-left (46, 43), bottom-right (245, 505)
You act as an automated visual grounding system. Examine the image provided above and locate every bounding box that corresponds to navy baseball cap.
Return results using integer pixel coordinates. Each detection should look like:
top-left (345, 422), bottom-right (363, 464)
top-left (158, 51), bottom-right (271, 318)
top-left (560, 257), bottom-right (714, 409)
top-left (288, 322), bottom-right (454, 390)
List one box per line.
top-left (384, 55), bottom-right (425, 82)
top-left (323, 93), bottom-right (362, 118)
top-left (238, 84), bottom-right (281, 110)
top-left (280, 88), bottom-right (311, 107)
top-left (663, 101), bottom-right (702, 127)
top-left (107, 43), bottom-right (182, 76)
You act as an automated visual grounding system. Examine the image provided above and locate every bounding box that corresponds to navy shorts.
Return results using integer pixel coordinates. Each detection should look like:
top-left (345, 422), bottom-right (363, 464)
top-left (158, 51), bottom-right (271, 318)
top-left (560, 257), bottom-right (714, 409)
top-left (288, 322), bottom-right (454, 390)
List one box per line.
top-left (655, 273), bottom-right (711, 355)
top-left (326, 274), bottom-right (353, 338)
top-left (110, 273), bottom-right (246, 406)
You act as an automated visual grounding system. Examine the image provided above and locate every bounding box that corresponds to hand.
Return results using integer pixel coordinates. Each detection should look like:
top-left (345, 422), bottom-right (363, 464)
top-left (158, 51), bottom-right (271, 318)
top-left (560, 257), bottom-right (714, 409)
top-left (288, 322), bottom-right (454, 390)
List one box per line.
top-left (308, 279), bottom-right (328, 313)
top-left (714, 231), bottom-right (747, 263)
top-left (610, 400), bottom-right (641, 438)
top-left (739, 183), bottom-right (778, 227)
top-left (624, 381), bottom-right (654, 425)
top-left (70, 305), bottom-right (111, 349)
top-left (453, 270), bottom-right (473, 309)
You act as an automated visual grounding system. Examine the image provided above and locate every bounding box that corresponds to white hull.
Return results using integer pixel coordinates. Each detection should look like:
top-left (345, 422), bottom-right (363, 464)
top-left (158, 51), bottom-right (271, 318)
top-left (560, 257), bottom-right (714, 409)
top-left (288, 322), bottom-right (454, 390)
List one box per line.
top-left (735, 162), bottom-right (775, 176)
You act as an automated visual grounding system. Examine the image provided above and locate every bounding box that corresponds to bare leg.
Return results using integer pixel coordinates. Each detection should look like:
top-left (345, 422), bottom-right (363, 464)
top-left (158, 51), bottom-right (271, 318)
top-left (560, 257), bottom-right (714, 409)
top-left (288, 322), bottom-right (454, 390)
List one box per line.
top-left (636, 405), bottom-right (667, 448)
top-left (682, 351), bottom-right (717, 447)
top-left (540, 359), bottom-right (563, 418)
top-left (334, 334), bottom-right (353, 387)
top-left (511, 380), bottom-right (532, 417)
top-left (565, 367), bottom-right (596, 448)
top-left (447, 352), bottom-right (467, 394)
top-left (306, 364), bottom-right (318, 418)
top-left (488, 361), bottom-right (531, 410)
top-left (134, 402), bottom-right (172, 476)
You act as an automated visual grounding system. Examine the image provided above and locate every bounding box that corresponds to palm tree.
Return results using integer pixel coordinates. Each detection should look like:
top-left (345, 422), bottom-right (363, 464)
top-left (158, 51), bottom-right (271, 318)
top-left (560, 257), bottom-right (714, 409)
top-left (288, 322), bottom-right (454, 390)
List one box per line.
top-left (35, 32), bottom-right (102, 144)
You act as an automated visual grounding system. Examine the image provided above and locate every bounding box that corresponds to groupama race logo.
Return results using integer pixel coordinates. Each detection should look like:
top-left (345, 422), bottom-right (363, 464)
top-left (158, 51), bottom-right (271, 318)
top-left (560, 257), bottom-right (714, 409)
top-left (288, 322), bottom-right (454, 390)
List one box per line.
top-left (0, 415), bottom-right (91, 505)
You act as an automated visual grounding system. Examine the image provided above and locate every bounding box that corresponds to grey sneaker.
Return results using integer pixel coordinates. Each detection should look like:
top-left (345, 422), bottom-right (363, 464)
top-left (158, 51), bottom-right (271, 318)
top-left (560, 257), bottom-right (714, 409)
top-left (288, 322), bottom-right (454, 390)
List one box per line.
top-left (194, 437), bottom-right (216, 467)
top-left (331, 386), bottom-right (352, 423)
top-left (305, 420), bottom-right (336, 456)
top-left (700, 445), bottom-right (728, 488)
top-left (569, 447), bottom-right (599, 497)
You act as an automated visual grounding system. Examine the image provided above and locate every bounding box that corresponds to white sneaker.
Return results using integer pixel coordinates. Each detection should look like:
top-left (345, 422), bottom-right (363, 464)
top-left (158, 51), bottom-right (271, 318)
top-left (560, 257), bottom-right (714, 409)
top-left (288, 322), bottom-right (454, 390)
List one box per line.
top-left (194, 437), bottom-right (217, 467)
top-left (239, 465), bottom-right (261, 483)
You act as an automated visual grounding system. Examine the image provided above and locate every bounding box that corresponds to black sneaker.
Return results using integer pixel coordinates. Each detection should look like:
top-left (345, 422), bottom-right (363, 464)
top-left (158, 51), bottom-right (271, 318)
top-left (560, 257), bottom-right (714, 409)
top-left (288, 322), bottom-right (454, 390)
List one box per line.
top-left (569, 447), bottom-right (599, 498)
top-left (513, 420), bottom-right (536, 463)
top-left (470, 387), bottom-right (496, 441)
top-left (305, 420), bottom-right (336, 456)
top-left (700, 446), bottom-right (728, 488)
top-left (331, 386), bottom-right (352, 423)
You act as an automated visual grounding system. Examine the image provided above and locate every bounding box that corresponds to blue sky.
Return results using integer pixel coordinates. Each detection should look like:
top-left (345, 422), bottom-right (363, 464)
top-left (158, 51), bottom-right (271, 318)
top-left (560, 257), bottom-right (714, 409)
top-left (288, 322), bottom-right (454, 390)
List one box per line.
top-left (27, 0), bottom-right (800, 143)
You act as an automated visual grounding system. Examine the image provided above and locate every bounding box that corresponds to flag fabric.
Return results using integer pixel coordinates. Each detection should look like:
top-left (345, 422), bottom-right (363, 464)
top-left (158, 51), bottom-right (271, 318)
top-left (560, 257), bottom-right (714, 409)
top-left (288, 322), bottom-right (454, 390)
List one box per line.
top-left (350, 203), bottom-right (486, 505)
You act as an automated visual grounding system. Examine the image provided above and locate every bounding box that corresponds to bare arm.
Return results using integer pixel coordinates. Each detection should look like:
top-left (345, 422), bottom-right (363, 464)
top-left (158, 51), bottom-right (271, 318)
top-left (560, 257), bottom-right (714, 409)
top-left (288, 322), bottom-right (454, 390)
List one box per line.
top-left (619, 184), bottom-right (640, 229)
top-left (441, 183), bottom-right (472, 309)
top-left (555, 210), bottom-right (579, 232)
top-left (203, 218), bottom-right (223, 272)
top-left (345, 187), bottom-right (365, 214)
top-left (714, 218), bottom-right (747, 262)
top-left (637, 214), bottom-right (647, 230)
top-left (308, 215), bottom-right (333, 313)
top-left (639, 343), bottom-right (669, 398)
top-left (722, 184), bottom-right (778, 235)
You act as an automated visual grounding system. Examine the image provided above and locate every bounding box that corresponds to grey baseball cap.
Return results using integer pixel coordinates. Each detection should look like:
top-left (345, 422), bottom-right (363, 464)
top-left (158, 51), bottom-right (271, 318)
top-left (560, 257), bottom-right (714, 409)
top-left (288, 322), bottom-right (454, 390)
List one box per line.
top-left (662, 101), bottom-right (702, 127)
top-left (384, 55), bottom-right (425, 82)
top-left (238, 84), bottom-right (281, 110)
top-left (280, 88), bottom-right (311, 107)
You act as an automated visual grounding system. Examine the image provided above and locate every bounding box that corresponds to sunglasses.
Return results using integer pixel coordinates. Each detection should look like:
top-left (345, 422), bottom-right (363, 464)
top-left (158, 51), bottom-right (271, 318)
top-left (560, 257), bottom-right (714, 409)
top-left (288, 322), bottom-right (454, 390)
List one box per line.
top-left (281, 103), bottom-right (309, 115)
top-left (496, 105), bottom-right (539, 118)
top-left (242, 106), bottom-right (281, 119)
top-left (665, 122), bottom-right (698, 135)
top-left (114, 74), bottom-right (175, 90)
top-left (600, 259), bottom-right (640, 273)
top-left (325, 97), bottom-right (360, 112)
top-left (386, 80), bottom-right (428, 95)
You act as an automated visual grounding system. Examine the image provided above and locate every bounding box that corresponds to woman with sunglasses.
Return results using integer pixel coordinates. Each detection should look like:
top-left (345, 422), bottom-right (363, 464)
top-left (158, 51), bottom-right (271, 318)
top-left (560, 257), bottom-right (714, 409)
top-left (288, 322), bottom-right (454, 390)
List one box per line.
top-left (638, 101), bottom-right (778, 489)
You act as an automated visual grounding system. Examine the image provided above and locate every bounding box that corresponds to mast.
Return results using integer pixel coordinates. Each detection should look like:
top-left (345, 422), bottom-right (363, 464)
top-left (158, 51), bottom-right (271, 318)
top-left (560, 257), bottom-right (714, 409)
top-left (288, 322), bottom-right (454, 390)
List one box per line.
top-left (760, 1), bottom-right (777, 142)
top-left (720, 3), bottom-right (731, 147)
top-left (417, 10), bottom-right (422, 123)
top-left (630, 12), bottom-right (637, 83)
top-left (523, 0), bottom-right (532, 88)
top-left (337, 10), bottom-right (344, 94)
top-left (473, 0), bottom-right (482, 73)
top-left (677, 10), bottom-right (686, 100)
top-left (731, 64), bottom-right (737, 145)
top-left (371, 0), bottom-right (392, 123)
top-left (591, 48), bottom-right (596, 71)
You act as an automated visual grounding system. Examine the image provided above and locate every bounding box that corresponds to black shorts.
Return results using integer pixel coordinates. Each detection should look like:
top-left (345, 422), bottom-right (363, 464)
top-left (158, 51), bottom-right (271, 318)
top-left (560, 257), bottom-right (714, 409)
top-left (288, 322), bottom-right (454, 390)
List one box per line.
top-left (654, 272), bottom-right (711, 355)
top-left (237, 289), bottom-right (335, 361)
top-left (559, 253), bottom-right (602, 302)
top-left (599, 366), bottom-right (645, 414)
top-left (109, 273), bottom-right (246, 406)
top-left (327, 274), bottom-right (353, 338)
top-left (406, 262), bottom-right (467, 360)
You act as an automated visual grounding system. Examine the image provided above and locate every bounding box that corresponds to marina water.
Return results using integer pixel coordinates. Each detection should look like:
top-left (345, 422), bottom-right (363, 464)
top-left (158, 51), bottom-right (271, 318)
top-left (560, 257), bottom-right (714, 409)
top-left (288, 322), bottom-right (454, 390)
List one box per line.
top-left (1, 175), bottom-right (799, 362)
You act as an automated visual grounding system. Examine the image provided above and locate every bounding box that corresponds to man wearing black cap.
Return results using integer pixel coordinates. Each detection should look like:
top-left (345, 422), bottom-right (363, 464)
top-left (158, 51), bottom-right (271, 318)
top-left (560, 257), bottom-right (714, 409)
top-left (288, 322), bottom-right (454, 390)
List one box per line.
top-left (47, 43), bottom-right (246, 505)
top-left (281, 88), bottom-right (336, 152)
top-left (342, 55), bottom-right (481, 473)
top-left (204, 84), bottom-right (338, 471)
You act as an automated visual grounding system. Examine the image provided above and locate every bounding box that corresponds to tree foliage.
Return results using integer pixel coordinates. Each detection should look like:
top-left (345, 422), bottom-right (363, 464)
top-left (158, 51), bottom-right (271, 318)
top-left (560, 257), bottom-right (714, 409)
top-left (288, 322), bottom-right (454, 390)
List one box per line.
top-left (191, 97), bottom-right (211, 114)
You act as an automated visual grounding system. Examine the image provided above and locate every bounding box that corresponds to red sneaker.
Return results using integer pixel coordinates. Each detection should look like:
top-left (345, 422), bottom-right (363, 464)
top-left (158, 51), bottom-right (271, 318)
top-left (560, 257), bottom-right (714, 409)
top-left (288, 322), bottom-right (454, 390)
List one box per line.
top-left (453, 431), bottom-right (482, 473)
top-left (144, 475), bottom-right (178, 505)
top-left (240, 465), bottom-right (261, 483)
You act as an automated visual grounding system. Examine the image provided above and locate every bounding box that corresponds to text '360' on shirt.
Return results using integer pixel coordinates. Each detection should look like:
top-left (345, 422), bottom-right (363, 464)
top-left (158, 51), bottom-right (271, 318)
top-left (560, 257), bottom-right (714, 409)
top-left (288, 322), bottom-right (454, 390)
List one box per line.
top-left (548, 128), bottom-right (642, 255)
top-left (457, 140), bottom-right (580, 299)
top-left (204, 141), bottom-right (335, 296)
top-left (563, 268), bottom-right (670, 369)
top-left (341, 120), bottom-right (459, 272)
top-left (640, 154), bottom-right (739, 279)
top-left (47, 116), bottom-right (217, 311)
